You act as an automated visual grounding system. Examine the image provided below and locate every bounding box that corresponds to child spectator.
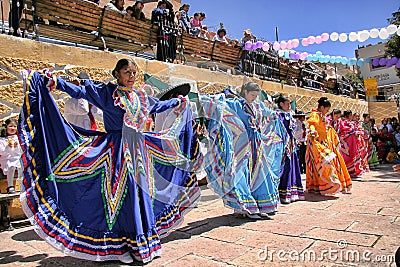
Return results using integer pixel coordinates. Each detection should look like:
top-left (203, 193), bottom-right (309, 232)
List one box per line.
top-left (126, 6), bottom-right (134, 16)
top-left (386, 147), bottom-right (400, 164)
top-left (190, 12), bottom-right (201, 36)
top-left (199, 12), bottom-right (206, 24)
top-left (198, 25), bottom-right (209, 39)
top-left (179, 4), bottom-right (191, 33)
top-left (212, 28), bottom-right (229, 45)
top-left (0, 119), bottom-right (23, 193)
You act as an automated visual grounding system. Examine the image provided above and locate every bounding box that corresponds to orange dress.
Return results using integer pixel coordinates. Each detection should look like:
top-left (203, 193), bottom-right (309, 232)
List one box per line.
top-left (306, 110), bottom-right (352, 195)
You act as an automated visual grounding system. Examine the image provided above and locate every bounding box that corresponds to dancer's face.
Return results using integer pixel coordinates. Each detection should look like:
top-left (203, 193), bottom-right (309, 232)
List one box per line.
top-left (319, 106), bottom-right (330, 116)
top-left (279, 100), bottom-right (290, 112)
top-left (116, 63), bottom-right (137, 88)
top-left (244, 90), bottom-right (258, 103)
top-left (333, 113), bottom-right (341, 121)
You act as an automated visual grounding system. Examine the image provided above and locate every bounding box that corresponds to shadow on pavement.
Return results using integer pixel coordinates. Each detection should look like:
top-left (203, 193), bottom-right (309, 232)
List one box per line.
top-left (304, 192), bottom-right (339, 202)
top-left (162, 213), bottom-right (262, 244)
top-left (12, 229), bottom-right (42, 242)
top-left (0, 251), bottom-right (47, 264)
top-left (39, 257), bottom-right (125, 267)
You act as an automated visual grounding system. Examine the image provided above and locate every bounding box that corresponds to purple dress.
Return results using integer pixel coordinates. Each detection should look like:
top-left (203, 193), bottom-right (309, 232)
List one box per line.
top-left (277, 110), bottom-right (305, 203)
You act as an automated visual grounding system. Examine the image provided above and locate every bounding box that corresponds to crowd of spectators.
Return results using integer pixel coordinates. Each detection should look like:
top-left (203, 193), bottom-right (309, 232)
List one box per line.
top-left (373, 117), bottom-right (400, 164)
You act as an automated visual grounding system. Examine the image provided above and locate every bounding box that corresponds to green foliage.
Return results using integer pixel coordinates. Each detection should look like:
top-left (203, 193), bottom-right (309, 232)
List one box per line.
top-left (345, 72), bottom-right (363, 85)
top-left (385, 7), bottom-right (400, 77)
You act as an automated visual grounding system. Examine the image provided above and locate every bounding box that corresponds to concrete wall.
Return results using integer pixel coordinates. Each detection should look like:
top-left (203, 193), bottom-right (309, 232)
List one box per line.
top-left (368, 101), bottom-right (398, 125)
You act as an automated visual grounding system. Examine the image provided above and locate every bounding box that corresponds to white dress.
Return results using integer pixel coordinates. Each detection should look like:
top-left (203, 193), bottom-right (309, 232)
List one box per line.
top-left (0, 134), bottom-right (22, 173)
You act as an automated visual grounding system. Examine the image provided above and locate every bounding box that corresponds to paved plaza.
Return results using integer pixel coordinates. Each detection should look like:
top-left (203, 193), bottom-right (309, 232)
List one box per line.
top-left (0, 165), bottom-right (399, 267)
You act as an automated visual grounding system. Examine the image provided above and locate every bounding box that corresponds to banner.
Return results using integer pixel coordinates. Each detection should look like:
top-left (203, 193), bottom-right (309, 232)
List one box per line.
top-left (364, 78), bottom-right (378, 96)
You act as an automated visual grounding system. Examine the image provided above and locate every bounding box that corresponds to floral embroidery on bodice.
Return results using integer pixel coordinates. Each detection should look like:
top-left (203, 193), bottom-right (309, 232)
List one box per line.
top-left (113, 87), bottom-right (149, 131)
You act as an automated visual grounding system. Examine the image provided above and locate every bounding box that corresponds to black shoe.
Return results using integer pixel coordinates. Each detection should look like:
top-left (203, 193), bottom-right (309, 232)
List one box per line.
top-left (6, 186), bottom-right (16, 194)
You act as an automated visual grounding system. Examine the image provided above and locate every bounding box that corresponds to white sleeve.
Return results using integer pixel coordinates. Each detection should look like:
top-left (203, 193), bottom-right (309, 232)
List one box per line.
top-left (92, 106), bottom-right (104, 121)
top-left (0, 138), bottom-right (6, 154)
top-left (64, 98), bottom-right (90, 116)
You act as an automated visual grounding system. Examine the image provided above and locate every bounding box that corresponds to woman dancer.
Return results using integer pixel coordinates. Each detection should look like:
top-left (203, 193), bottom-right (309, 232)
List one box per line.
top-left (338, 110), bottom-right (362, 178)
top-left (326, 109), bottom-right (341, 132)
top-left (275, 96), bottom-right (305, 204)
top-left (354, 113), bottom-right (370, 173)
top-left (306, 97), bottom-right (351, 195)
top-left (326, 109), bottom-right (352, 192)
top-left (18, 59), bottom-right (200, 263)
top-left (201, 82), bottom-right (285, 219)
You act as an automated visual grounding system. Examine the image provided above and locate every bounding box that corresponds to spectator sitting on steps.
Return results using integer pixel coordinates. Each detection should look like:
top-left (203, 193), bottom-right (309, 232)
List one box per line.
top-left (105, 0), bottom-right (126, 15)
top-left (212, 28), bottom-right (229, 45)
top-left (131, 0), bottom-right (146, 21)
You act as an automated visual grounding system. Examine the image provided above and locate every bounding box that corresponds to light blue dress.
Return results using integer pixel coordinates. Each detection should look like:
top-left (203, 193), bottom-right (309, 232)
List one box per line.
top-left (200, 94), bottom-right (285, 214)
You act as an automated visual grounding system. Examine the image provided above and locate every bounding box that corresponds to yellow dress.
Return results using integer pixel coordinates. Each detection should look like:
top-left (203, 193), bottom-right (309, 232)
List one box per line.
top-left (306, 110), bottom-right (351, 195)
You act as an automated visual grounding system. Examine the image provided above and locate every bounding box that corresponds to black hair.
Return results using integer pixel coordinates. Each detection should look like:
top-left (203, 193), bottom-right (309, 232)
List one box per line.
top-left (179, 3), bottom-right (189, 10)
top-left (0, 118), bottom-right (17, 137)
top-left (126, 6), bottom-right (134, 12)
top-left (317, 97), bottom-right (331, 108)
top-left (112, 58), bottom-right (136, 79)
top-left (240, 82), bottom-right (260, 97)
top-left (275, 95), bottom-right (289, 109)
top-left (343, 110), bottom-right (352, 118)
top-left (134, 0), bottom-right (143, 7)
top-left (111, 0), bottom-right (124, 11)
top-left (193, 12), bottom-right (199, 17)
top-left (362, 113), bottom-right (369, 119)
top-left (327, 109), bottom-right (341, 120)
top-left (157, 1), bottom-right (166, 8)
top-left (217, 28), bottom-right (226, 36)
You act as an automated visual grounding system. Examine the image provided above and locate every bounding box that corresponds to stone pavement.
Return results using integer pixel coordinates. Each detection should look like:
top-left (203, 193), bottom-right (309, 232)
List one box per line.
top-left (0, 165), bottom-right (399, 267)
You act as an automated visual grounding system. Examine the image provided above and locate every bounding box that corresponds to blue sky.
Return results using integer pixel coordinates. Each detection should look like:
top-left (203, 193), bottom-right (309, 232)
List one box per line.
top-left (183, 0), bottom-right (399, 58)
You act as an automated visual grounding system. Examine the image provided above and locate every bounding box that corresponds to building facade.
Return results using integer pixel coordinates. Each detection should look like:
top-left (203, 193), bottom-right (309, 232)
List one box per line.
top-left (356, 42), bottom-right (400, 122)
